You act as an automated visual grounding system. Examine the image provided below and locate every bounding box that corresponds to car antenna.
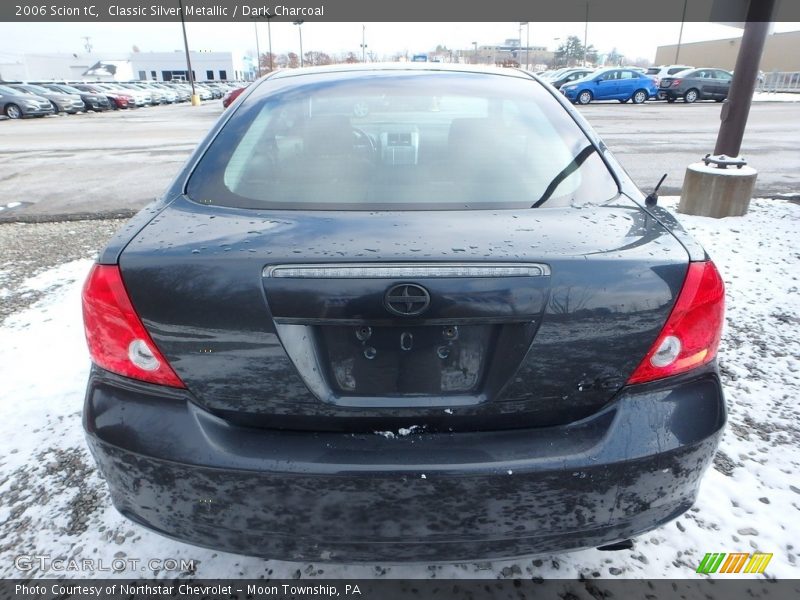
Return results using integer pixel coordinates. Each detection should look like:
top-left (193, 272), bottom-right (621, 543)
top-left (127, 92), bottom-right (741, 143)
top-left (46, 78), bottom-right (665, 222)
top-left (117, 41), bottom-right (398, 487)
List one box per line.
top-left (645, 173), bottom-right (667, 207)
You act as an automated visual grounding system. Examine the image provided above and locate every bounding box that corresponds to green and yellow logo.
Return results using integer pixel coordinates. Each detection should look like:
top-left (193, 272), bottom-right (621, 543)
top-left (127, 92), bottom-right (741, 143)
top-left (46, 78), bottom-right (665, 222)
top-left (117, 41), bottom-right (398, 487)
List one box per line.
top-left (696, 552), bottom-right (773, 574)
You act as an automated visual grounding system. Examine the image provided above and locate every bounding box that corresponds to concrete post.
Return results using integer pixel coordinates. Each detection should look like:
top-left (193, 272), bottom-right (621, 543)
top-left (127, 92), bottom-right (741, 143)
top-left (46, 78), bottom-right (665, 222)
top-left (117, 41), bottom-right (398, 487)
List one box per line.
top-left (678, 163), bottom-right (757, 218)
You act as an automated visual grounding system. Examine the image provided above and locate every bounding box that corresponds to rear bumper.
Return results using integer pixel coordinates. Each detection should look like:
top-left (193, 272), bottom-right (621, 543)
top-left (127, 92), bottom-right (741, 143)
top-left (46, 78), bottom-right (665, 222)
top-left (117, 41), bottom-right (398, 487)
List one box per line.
top-left (84, 368), bottom-right (725, 562)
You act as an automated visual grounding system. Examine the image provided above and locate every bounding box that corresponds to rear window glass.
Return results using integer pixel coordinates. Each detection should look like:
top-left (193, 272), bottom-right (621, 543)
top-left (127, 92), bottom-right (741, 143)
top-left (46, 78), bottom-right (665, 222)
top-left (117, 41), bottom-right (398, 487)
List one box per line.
top-left (187, 71), bottom-right (618, 210)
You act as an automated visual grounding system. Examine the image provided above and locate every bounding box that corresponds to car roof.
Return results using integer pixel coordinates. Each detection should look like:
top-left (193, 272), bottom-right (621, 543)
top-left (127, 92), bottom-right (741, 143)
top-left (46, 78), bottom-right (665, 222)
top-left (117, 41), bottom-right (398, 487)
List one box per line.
top-left (267, 62), bottom-right (533, 81)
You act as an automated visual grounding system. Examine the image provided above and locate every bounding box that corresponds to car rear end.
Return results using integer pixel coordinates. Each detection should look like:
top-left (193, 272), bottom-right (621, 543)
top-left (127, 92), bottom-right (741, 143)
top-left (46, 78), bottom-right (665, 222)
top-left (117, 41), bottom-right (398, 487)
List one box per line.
top-left (659, 75), bottom-right (686, 100)
top-left (82, 66), bottom-right (726, 562)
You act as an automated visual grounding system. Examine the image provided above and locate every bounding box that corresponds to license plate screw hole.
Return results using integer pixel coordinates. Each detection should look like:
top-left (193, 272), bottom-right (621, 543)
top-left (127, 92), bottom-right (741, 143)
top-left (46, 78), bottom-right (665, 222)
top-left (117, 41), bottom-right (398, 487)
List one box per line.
top-left (442, 326), bottom-right (459, 340)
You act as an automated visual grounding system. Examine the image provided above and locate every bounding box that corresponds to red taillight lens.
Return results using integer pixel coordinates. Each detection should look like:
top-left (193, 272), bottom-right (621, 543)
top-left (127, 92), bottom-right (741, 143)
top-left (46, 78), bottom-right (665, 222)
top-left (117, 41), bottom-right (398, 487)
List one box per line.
top-left (672, 79), bottom-right (682, 87)
top-left (627, 261), bottom-right (725, 385)
top-left (82, 264), bottom-right (185, 388)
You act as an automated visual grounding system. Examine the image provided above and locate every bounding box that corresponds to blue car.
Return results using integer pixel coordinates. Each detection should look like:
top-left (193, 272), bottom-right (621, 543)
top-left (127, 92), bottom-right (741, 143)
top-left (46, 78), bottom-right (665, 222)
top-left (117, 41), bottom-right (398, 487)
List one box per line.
top-left (560, 68), bottom-right (658, 105)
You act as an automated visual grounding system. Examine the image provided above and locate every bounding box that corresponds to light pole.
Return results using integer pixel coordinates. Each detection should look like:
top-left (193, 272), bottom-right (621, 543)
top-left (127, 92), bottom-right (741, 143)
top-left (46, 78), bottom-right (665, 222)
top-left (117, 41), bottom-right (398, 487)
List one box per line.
top-left (520, 22), bottom-right (529, 70)
top-left (253, 21), bottom-right (261, 78)
top-left (675, 0), bottom-right (688, 64)
top-left (583, 1), bottom-right (589, 66)
top-left (552, 38), bottom-right (560, 68)
top-left (294, 20), bottom-right (304, 67)
top-left (472, 41), bottom-right (477, 64)
top-left (360, 24), bottom-right (367, 62)
top-left (177, 0), bottom-right (198, 105)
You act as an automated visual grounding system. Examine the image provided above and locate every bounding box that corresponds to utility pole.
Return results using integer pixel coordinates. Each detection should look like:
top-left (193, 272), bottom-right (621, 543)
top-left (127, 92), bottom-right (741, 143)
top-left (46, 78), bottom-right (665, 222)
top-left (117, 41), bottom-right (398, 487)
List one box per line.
top-left (675, 0), bottom-right (688, 63)
top-left (253, 21), bottom-right (262, 78)
top-left (294, 20), bottom-right (304, 67)
top-left (177, 0), bottom-right (199, 105)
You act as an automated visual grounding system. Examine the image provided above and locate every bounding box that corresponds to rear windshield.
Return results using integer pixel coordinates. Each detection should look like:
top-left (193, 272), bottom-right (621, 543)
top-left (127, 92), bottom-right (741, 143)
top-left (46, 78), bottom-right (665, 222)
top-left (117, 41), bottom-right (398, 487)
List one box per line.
top-left (187, 71), bottom-right (618, 210)
top-left (646, 68), bottom-right (660, 74)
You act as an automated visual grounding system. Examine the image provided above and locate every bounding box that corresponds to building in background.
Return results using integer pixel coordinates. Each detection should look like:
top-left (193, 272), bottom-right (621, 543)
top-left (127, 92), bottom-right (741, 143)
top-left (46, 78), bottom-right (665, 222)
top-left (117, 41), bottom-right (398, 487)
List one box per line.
top-left (655, 30), bottom-right (800, 71)
top-left (0, 51), bottom-right (98, 81)
top-left (129, 51), bottom-right (253, 82)
top-left (474, 39), bottom-right (553, 67)
top-left (0, 50), bottom-right (255, 82)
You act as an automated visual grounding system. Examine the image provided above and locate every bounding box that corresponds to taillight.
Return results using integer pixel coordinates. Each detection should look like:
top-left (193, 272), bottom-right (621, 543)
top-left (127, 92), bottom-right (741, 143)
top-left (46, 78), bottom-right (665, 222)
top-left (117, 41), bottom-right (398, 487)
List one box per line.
top-left (627, 261), bottom-right (725, 385)
top-left (82, 264), bottom-right (185, 388)
top-left (672, 79), bottom-right (682, 87)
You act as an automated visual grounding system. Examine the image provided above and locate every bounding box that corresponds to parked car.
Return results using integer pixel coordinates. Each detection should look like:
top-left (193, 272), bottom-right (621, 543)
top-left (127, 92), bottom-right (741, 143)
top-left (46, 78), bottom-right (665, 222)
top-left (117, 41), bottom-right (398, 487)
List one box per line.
top-left (143, 82), bottom-right (179, 103)
top-left (114, 83), bottom-right (155, 106)
top-left (69, 83), bottom-right (132, 110)
top-left (203, 82), bottom-right (227, 99)
top-left (5, 83), bottom-right (85, 114)
top-left (82, 64), bottom-right (726, 562)
top-left (644, 65), bottom-right (694, 99)
top-left (546, 68), bottom-right (595, 90)
top-left (193, 84), bottom-right (214, 100)
top-left (658, 68), bottom-right (733, 103)
top-left (221, 86), bottom-right (246, 108)
top-left (0, 84), bottom-right (55, 118)
top-left (540, 67), bottom-right (570, 81)
top-left (561, 68), bottom-right (658, 104)
top-left (39, 83), bottom-right (110, 112)
top-left (95, 83), bottom-right (149, 107)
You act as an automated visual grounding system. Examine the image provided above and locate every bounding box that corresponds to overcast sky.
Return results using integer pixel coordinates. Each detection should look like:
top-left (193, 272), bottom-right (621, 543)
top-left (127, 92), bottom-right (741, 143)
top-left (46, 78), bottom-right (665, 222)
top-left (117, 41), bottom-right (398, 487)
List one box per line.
top-left (1, 22), bottom-right (798, 61)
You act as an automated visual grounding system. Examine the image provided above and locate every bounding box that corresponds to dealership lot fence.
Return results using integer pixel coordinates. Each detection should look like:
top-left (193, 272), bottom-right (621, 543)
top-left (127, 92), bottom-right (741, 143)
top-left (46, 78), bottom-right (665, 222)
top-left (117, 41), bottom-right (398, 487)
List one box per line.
top-left (757, 71), bottom-right (800, 93)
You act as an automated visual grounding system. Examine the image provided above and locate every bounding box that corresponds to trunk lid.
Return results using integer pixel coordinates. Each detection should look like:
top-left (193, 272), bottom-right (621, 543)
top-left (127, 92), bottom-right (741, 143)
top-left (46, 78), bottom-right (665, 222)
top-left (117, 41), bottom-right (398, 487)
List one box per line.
top-left (118, 194), bottom-right (688, 432)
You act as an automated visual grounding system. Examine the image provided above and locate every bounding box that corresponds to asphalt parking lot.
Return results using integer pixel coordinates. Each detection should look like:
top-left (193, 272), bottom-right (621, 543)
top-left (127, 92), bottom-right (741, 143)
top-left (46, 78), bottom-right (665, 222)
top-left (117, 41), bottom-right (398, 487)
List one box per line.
top-left (0, 98), bottom-right (798, 220)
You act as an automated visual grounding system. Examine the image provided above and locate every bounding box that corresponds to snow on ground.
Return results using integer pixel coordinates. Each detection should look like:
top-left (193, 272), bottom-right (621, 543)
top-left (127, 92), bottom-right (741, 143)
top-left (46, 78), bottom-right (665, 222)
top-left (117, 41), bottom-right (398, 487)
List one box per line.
top-left (0, 198), bottom-right (798, 579)
top-left (752, 92), bottom-right (800, 102)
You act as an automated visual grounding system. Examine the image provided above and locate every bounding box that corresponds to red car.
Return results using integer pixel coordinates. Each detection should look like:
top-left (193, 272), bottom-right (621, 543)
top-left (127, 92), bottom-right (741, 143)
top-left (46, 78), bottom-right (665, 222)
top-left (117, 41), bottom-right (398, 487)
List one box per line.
top-left (71, 83), bottom-right (132, 110)
top-left (222, 86), bottom-right (246, 108)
